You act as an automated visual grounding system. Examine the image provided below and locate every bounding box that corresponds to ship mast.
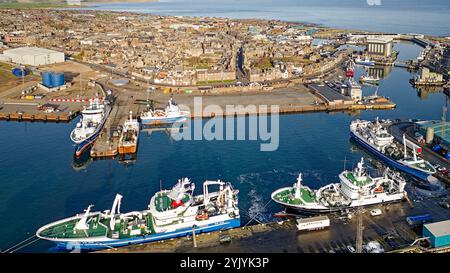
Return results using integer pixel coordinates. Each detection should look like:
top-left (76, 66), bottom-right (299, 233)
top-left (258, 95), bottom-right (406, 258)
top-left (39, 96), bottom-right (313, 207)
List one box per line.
top-left (109, 194), bottom-right (123, 230)
top-left (294, 173), bottom-right (303, 199)
top-left (403, 133), bottom-right (408, 159)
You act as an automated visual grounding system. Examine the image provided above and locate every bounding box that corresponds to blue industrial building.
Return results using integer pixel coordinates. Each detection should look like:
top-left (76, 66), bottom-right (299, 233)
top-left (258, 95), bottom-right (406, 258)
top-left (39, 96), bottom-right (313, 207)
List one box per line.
top-left (423, 220), bottom-right (450, 248)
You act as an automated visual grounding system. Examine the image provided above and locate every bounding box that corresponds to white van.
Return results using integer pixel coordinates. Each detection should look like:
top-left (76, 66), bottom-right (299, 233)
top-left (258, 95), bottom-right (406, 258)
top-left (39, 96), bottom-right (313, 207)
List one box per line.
top-left (370, 209), bottom-right (382, 216)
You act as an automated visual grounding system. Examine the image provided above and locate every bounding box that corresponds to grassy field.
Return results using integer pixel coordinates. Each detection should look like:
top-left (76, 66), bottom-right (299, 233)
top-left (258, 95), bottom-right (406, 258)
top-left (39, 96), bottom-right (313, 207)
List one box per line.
top-left (0, 2), bottom-right (70, 9)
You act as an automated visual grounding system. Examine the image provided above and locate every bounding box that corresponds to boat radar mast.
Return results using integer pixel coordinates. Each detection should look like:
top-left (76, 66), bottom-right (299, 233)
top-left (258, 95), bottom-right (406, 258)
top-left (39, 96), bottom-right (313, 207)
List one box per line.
top-left (74, 204), bottom-right (94, 231)
top-left (109, 194), bottom-right (123, 230)
top-left (294, 173), bottom-right (303, 199)
top-left (355, 157), bottom-right (366, 181)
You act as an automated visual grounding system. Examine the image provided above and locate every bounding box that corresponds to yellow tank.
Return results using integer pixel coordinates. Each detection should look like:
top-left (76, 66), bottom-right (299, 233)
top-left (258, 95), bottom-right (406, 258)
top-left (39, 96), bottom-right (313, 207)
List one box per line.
top-left (163, 88), bottom-right (171, 94)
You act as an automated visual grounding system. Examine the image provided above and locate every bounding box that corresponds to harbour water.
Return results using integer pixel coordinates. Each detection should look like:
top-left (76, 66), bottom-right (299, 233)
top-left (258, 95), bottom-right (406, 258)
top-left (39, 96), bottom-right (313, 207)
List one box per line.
top-left (0, 40), bottom-right (448, 252)
top-left (83, 0), bottom-right (450, 36)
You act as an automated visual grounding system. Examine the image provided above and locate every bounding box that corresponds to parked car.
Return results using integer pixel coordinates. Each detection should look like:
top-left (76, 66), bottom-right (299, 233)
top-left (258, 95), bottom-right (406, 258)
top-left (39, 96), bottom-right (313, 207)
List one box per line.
top-left (383, 234), bottom-right (399, 249)
top-left (346, 245), bottom-right (356, 253)
top-left (370, 209), bottom-right (382, 216)
top-left (219, 234), bottom-right (231, 244)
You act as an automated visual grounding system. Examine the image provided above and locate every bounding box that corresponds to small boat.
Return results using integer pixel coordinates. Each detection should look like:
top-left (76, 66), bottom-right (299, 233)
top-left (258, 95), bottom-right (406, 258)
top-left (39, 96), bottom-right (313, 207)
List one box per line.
top-left (354, 57), bottom-right (375, 66)
top-left (118, 111), bottom-right (139, 155)
top-left (140, 98), bottom-right (190, 126)
top-left (359, 75), bottom-right (380, 85)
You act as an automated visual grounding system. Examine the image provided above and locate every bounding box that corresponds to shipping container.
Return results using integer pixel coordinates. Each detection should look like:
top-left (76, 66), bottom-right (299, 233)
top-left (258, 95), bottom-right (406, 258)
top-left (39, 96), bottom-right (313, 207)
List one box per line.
top-left (406, 214), bottom-right (433, 226)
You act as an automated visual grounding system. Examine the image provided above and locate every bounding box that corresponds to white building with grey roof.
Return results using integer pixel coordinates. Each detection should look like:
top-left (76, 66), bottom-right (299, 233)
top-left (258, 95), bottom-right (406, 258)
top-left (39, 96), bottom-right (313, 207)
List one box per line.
top-left (3, 47), bottom-right (65, 66)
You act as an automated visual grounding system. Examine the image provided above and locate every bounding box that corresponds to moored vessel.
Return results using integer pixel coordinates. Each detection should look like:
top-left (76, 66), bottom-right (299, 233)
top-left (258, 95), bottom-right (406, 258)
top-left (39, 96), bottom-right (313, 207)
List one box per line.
top-left (140, 98), bottom-right (190, 126)
top-left (359, 75), bottom-right (380, 85)
top-left (118, 111), bottom-right (139, 155)
top-left (36, 178), bottom-right (240, 251)
top-left (354, 57), bottom-right (375, 66)
top-left (271, 158), bottom-right (407, 214)
top-left (350, 118), bottom-right (436, 182)
top-left (70, 97), bottom-right (112, 157)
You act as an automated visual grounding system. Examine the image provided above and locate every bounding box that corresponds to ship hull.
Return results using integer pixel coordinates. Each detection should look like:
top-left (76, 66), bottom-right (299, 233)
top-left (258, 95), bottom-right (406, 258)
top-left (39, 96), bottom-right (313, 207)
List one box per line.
top-left (350, 131), bottom-right (431, 182)
top-left (74, 106), bottom-right (112, 158)
top-left (118, 144), bottom-right (137, 155)
top-left (50, 218), bottom-right (240, 251)
top-left (281, 198), bottom-right (404, 215)
top-left (141, 116), bottom-right (187, 126)
top-left (355, 61), bottom-right (375, 66)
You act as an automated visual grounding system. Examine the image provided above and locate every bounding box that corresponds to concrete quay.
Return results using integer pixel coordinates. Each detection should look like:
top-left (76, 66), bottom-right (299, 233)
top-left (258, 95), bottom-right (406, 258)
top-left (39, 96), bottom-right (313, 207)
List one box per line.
top-left (88, 84), bottom-right (395, 158)
top-left (97, 195), bottom-right (450, 253)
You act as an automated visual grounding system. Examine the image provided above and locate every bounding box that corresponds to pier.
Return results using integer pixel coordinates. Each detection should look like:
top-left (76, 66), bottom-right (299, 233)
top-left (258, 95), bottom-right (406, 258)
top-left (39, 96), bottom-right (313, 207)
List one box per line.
top-left (97, 197), bottom-right (449, 253)
top-left (87, 83), bottom-right (395, 158)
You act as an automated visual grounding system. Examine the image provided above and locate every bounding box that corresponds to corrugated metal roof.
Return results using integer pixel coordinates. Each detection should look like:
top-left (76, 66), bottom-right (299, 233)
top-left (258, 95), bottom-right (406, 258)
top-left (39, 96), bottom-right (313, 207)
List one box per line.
top-left (4, 47), bottom-right (62, 56)
top-left (424, 220), bottom-right (450, 237)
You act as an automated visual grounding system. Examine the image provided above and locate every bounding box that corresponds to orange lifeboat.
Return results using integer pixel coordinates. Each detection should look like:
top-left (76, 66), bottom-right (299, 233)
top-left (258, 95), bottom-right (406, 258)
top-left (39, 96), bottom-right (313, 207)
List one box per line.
top-left (374, 186), bottom-right (384, 193)
top-left (195, 211), bottom-right (209, 221)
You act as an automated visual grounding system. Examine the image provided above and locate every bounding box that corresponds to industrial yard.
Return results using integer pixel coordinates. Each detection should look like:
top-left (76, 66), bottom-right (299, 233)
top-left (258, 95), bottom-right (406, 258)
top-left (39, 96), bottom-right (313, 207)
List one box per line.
top-left (99, 194), bottom-right (450, 253)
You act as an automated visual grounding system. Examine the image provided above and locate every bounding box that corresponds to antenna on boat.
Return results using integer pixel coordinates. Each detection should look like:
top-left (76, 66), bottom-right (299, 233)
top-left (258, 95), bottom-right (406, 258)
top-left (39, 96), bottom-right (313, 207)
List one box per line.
top-left (160, 179), bottom-right (162, 191)
top-left (403, 133), bottom-right (408, 159)
top-left (294, 173), bottom-right (303, 199)
top-left (343, 156), bottom-right (347, 171)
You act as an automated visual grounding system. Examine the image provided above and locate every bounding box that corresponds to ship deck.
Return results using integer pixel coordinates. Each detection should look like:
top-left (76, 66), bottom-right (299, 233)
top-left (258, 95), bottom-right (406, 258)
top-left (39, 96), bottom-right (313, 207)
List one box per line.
top-left (273, 188), bottom-right (316, 205)
top-left (344, 172), bottom-right (372, 186)
top-left (39, 213), bottom-right (156, 240)
top-left (155, 193), bottom-right (190, 212)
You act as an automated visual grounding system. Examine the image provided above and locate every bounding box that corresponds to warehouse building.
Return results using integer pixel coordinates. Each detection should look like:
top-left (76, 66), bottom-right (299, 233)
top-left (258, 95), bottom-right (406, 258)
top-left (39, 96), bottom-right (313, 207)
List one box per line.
top-left (423, 220), bottom-right (450, 248)
top-left (3, 47), bottom-right (65, 66)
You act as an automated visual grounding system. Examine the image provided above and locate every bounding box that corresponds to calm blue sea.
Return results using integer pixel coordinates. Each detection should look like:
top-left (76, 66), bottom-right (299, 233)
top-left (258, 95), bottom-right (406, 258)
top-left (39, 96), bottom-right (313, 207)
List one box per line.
top-left (83, 0), bottom-right (450, 36)
top-left (1, 3), bottom-right (450, 252)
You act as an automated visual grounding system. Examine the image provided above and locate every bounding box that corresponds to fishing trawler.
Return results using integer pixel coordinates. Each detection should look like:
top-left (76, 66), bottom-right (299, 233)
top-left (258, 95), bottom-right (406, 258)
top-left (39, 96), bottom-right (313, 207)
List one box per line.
top-left (36, 178), bottom-right (240, 251)
top-left (70, 97), bottom-right (112, 157)
top-left (271, 158), bottom-right (407, 214)
top-left (354, 57), bottom-right (375, 66)
top-left (350, 118), bottom-right (437, 182)
top-left (359, 75), bottom-right (380, 85)
top-left (118, 111), bottom-right (139, 154)
top-left (140, 98), bottom-right (190, 126)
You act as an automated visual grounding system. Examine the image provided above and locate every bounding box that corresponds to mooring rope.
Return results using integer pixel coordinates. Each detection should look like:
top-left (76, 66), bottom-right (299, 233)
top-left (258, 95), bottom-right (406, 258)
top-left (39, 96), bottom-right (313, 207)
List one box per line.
top-left (8, 238), bottom-right (41, 253)
top-left (243, 199), bottom-right (273, 227)
top-left (238, 205), bottom-right (263, 225)
top-left (2, 235), bottom-right (38, 253)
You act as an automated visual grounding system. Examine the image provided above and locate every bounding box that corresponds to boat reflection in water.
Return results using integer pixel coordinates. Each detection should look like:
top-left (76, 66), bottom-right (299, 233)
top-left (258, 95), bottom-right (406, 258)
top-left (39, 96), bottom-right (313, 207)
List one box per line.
top-left (72, 147), bottom-right (93, 171)
top-left (141, 122), bottom-right (188, 140)
top-left (119, 153), bottom-right (137, 165)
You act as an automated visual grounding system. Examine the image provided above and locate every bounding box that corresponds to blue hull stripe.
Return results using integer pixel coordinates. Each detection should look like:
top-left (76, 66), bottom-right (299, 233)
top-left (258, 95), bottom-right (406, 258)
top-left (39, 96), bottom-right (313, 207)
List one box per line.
top-left (141, 116), bottom-right (186, 125)
top-left (350, 132), bottom-right (429, 181)
top-left (75, 106), bottom-right (112, 157)
top-left (55, 218), bottom-right (240, 251)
